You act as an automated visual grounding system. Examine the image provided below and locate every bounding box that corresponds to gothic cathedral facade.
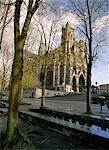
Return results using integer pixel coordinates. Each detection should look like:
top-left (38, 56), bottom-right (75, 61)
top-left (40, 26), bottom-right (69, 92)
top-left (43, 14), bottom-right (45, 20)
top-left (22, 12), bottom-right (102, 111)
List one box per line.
top-left (38, 23), bottom-right (87, 93)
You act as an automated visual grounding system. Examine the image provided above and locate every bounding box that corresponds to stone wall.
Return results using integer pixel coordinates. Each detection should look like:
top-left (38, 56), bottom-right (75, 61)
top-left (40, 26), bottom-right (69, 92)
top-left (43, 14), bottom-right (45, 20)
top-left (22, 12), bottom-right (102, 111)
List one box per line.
top-left (35, 88), bottom-right (69, 98)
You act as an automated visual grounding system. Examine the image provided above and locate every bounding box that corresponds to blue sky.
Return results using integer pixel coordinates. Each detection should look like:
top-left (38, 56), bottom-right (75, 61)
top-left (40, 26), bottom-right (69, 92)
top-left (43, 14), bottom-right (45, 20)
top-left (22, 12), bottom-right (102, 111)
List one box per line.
top-left (92, 60), bottom-right (109, 85)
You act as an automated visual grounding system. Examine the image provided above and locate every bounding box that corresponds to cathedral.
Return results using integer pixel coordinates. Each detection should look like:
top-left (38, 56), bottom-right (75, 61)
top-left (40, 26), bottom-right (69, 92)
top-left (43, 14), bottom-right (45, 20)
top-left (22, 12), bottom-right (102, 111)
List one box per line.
top-left (37, 23), bottom-right (87, 93)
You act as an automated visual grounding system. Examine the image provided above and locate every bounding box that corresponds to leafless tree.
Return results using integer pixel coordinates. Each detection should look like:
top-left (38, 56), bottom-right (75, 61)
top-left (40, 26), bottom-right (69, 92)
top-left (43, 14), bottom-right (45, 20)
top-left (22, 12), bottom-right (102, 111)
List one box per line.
top-left (5, 0), bottom-right (43, 145)
top-left (69, 0), bottom-right (108, 114)
top-left (0, 0), bottom-right (14, 51)
top-left (0, 45), bottom-right (12, 100)
top-left (34, 15), bottom-right (60, 108)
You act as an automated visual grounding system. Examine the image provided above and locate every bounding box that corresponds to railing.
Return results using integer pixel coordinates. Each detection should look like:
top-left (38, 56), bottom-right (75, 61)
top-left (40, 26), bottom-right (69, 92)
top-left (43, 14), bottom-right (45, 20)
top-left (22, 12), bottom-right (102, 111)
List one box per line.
top-left (29, 108), bottom-right (109, 131)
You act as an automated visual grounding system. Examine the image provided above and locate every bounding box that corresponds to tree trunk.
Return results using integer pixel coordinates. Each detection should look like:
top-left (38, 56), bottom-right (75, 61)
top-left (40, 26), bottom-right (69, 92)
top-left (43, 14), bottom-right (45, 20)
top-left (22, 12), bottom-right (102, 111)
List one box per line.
top-left (5, 0), bottom-right (42, 143)
top-left (41, 52), bottom-right (48, 108)
top-left (86, 63), bottom-right (92, 114)
top-left (86, 0), bottom-right (93, 114)
top-left (19, 86), bottom-right (23, 103)
top-left (41, 65), bottom-right (47, 107)
top-left (86, 39), bottom-right (92, 114)
top-left (41, 76), bottom-right (46, 107)
top-left (6, 0), bottom-right (23, 142)
top-left (0, 65), bottom-right (6, 100)
top-left (7, 48), bottom-right (23, 141)
top-left (0, 80), bottom-right (5, 101)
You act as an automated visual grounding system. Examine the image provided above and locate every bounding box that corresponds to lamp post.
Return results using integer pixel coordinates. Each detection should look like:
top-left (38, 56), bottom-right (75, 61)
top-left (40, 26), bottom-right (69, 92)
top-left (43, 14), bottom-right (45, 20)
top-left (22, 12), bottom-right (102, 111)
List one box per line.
top-left (95, 82), bottom-right (98, 95)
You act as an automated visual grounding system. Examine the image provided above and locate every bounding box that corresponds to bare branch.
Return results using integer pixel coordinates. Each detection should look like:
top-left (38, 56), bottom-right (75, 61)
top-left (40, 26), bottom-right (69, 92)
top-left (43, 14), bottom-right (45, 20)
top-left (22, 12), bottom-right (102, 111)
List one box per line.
top-left (0, 0), bottom-right (15, 6)
top-left (0, 0), bottom-right (12, 50)
top-left (32, 0), bottom-right (43, 14)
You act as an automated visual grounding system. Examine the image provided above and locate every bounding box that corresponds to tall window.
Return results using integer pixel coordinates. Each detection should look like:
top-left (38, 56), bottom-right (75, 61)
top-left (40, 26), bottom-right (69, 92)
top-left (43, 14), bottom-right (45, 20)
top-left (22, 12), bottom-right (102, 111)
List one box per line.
top-left (72, 77), bottom-right (76, 92)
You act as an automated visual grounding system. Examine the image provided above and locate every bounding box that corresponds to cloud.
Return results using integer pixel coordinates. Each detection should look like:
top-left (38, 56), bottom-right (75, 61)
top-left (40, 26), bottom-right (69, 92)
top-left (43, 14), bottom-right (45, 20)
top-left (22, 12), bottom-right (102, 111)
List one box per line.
top-left (59, 12), bottom-right (80, 27)
top-left (93, 15), bottom-right (109, 33)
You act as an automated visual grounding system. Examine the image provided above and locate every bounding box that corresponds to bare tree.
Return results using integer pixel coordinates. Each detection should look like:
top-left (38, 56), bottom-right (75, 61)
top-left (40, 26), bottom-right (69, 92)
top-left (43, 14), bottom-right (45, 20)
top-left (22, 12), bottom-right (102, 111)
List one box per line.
top-left (0, 45), bottom-right (12, 100)
top-left (0, 0), bottom-right (13, 51)
top-left (35, 16), bottom-right (60, 108)
top-left (69, 0), bottom-right (108, 114)
top-left (5, 0), bottom-right (42, 144)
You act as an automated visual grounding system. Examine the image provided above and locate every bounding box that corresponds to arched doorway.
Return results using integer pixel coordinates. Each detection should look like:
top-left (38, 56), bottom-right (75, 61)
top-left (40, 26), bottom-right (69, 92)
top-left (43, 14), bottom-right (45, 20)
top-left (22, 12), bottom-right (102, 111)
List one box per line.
top-left (72, 76), bottom-right (76, 92)
top-left (60, 64), bottom-right (64, 85)
top-left (46, 66), bottom-right (53, 86)
top-left (79, 74), bottom-right (85, 92)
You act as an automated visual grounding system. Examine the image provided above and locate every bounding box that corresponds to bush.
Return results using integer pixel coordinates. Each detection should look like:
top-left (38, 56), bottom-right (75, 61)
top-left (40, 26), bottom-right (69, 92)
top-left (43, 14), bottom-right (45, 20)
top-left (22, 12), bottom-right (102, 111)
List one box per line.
top-left (105, 100), bottom-right (109, 109)
top-left (91, 95), bottom-right (105, 105)
top-left (100, 93), bottom-right (109, 101)
top-left (106, 100), bottom-right (109, 104)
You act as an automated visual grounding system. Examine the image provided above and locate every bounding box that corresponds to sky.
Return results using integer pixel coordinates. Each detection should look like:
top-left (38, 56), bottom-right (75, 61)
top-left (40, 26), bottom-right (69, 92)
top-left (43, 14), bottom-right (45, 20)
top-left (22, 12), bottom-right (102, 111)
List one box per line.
top-left (0, 0), bottom-right (109, 86)
top-left (48, 0), bottom-right (109, 86)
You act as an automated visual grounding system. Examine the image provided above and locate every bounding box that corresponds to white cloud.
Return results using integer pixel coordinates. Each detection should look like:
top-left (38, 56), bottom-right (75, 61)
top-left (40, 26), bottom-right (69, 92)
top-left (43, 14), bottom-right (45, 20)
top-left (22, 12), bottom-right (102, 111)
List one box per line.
top-left (93, 15), bottom-right (109, 33)
top-left (60, 12), bottom-right (80, 28)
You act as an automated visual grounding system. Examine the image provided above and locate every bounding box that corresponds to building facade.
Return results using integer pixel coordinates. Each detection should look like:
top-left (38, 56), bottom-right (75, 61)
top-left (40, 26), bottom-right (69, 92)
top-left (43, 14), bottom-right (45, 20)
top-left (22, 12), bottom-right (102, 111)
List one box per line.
top-left (98, 84), bottom-right (109, 93)
top-left (38, 23), bottom-right (87, 93)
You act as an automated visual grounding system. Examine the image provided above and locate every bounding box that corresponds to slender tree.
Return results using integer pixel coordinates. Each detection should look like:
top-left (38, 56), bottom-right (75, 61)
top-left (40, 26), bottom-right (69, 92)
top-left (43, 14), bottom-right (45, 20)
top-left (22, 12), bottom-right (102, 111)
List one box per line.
top-left (6, 0), bottom-right (42, 143)
top-left (0, 0), bottom-right (13, 51)
top-left (0, 46), bottom-right (12, 100)
top-left (69, 0), bottom-right (107, 114)
top-left (35, 16), bottom-right (60, 108)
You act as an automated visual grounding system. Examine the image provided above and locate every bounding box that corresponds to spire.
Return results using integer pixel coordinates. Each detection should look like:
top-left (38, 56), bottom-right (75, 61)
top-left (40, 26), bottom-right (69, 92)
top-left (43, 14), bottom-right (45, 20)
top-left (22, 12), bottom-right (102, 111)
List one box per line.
top-left (38, 35), bottom-right (45, 56)
top-left (66, 22), bottom-right (70, 29)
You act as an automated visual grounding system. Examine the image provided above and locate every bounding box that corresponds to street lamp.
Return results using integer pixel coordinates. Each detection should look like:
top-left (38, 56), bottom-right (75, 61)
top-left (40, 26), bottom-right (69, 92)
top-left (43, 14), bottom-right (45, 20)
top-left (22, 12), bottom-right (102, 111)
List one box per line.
top-left (95, 82), bottom-right (98, 95)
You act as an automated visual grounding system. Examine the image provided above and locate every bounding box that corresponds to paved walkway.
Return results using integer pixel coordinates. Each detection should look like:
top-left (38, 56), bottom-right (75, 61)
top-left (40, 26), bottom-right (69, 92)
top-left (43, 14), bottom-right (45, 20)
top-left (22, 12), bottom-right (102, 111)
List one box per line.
top-left (21, 97), bottom-right (109, 117)
top-left (1, 96), bottom-right (109, 117)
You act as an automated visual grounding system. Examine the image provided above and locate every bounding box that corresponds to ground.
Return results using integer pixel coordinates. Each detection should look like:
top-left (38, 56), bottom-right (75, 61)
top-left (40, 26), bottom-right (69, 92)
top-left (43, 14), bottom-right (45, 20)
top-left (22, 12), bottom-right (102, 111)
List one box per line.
top-left (1, 94), bottom-right (109, 117)
top-left (19, 94), bottom-right (109, 117)
top-left (0, 116), bottom-right (108, 150)
top-left (0, 94), bottom-right (109, 149)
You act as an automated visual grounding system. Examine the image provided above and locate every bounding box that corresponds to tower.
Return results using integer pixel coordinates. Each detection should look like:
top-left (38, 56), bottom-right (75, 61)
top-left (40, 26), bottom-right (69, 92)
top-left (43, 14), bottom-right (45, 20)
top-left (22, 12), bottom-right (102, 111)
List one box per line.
top-left (38, 35), bottom-right (45, 56)
top-left (61, 22), bottom-right (75, 53)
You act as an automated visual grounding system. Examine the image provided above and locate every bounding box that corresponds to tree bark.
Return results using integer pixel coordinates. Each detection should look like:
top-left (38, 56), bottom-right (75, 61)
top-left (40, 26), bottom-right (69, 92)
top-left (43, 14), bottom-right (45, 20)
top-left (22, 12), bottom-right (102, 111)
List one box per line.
top-left (86, 0), bottom-right (92, 114)
top-left (6, 0), bottom-right (23, 141)
top-left (40, 52), bottom-right (48, 108)
top-left (41, 72), bottom-right (46, 107)
top-left (7, 47), bottom-right (23, 141)
top-left (0, 64), bottom-right (6, 100)
top-left (86, 62), bottom-right (92, 114)
top-left (0, 80), bottom-right (5, 100)
top-left (86, 40), bottom-right (92, 114)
